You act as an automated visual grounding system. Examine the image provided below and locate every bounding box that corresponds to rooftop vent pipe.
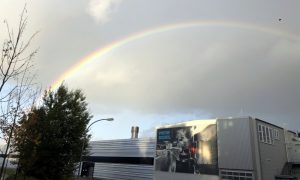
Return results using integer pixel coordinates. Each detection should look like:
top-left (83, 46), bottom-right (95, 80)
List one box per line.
top-left (131, 126), bottom-right (139, 139)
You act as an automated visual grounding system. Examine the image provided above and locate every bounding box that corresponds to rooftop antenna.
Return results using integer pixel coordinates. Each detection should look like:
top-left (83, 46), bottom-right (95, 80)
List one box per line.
top-left (238, 107), bottom-right (244, 116)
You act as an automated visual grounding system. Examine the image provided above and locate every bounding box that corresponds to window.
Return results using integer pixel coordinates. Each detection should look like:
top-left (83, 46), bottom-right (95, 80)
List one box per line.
top-left (268, 127), bottom-right (273, 144)
top-left (262, 125), bottom-right (266, 142)
top-left (273, 129), bottom-right (280, 140)
top-left (220, 169), bottom-right (253, 180)
top-left (258, 125), bottom-right (263, 142)
top-left (257, 124), bottom-right (273, 144)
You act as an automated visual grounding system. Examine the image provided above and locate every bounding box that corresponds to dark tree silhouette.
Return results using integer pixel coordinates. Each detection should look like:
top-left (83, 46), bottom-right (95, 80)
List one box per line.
top-left (14, 85), bottom-right (92, 179)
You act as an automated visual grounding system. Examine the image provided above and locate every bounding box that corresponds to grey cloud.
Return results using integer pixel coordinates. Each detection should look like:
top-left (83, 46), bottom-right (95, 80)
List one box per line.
top-left (66, 27), bottom-right (300, 130)
top-left (2, 0), bottom-right (300, 134)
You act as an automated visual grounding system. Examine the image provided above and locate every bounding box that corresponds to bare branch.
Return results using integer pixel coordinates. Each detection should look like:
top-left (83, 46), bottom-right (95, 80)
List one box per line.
top-left (0, 5), bottom-right (40, 178)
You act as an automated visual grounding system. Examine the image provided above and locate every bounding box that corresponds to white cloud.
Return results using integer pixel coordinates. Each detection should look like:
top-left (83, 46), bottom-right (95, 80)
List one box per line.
top-left (87, 0), bottom-right (122, 24)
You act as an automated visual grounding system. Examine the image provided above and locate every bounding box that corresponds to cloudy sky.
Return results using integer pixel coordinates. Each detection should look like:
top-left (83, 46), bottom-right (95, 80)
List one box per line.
top-left (0, 0), bottom-right (300, 140)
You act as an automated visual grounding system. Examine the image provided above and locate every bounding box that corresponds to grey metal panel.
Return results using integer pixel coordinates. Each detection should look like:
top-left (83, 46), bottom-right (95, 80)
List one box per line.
top-left (217, 117), bottom-right (254, 170)
top-left (88, 138), bottom-right (155, 157)
top-left (94, 162), bottom-right (153, 180)
top-left (256, 120), bottom-right (287, 180)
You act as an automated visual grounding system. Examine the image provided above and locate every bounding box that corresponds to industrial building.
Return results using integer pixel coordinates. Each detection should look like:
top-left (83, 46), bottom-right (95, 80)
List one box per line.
top-left (81, 127), bottom-right (155, 179)
top-left (81, 117), bottom-right (300, 180)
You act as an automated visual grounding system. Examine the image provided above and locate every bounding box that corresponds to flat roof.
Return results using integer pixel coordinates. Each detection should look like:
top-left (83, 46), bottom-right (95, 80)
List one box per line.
top-left (255, 118), bottom-right (284, 130)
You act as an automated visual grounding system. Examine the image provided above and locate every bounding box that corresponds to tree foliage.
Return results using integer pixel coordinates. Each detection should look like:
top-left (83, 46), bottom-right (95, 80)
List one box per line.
top-left (14, 85), bottom-right (92, 179)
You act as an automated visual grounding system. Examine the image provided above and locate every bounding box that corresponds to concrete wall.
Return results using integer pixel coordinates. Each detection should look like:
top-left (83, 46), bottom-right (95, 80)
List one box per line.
top-left (290, 139), bottom-right (300, 162)
top-left (285, 131), bottom-right (300, 162)
top-left (255, 120), bottom-right (287, 180)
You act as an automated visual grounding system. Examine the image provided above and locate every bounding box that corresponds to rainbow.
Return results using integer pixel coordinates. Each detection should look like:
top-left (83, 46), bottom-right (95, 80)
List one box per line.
top-left (50, 20), bottom-right (299, 90)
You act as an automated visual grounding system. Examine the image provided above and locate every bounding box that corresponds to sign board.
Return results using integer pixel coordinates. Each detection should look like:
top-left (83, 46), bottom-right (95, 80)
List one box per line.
top-left (155, 120), bottom-right (218, 175)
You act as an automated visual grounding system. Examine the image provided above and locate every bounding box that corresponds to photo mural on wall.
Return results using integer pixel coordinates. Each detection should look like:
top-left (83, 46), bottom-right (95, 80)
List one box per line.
top-left (155, 121), bottom-right (218, 175)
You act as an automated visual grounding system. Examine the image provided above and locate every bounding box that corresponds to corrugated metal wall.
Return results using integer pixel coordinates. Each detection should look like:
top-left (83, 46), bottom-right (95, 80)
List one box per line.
top-left (94, 163), bottom-right (153, 180)
top-left (87, 138), bottom-right (155, 180)
top-left (89, 138), bottom-right (155, 157)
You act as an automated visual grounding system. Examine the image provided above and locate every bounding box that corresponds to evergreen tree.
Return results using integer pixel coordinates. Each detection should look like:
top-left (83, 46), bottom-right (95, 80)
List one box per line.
top-left (14, 85), bottom-right (92, 179)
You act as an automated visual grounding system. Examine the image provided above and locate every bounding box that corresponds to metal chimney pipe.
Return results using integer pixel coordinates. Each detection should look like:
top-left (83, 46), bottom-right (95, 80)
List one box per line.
top-left (135, 126), bottom-right (139, 138)
top-left (131, 126), bottom-right (134, 138)
top-left (131, 126), bottom-right (139, 139)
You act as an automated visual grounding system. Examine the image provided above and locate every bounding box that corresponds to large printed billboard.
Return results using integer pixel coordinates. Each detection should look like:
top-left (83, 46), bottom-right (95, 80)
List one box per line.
top-left (155, 120), bottom-right (218, 175)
